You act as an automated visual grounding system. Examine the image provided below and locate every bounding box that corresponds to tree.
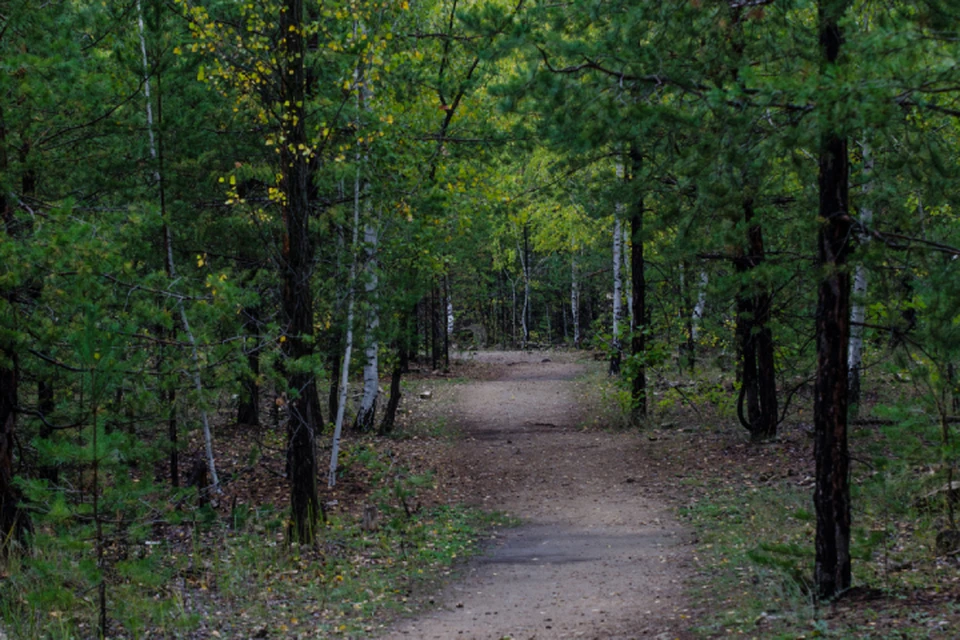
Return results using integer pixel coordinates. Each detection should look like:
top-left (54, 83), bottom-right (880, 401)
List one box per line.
top-left (813, 0), bottom-right (853, 600)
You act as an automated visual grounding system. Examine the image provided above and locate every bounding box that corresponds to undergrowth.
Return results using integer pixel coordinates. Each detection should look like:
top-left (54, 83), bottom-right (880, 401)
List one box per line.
top-left (0, 442), bottom-right (507, 638)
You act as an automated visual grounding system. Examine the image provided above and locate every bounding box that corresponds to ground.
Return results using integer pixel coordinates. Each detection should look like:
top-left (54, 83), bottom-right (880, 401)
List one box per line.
top-left (381, 350), bottom-right (693, 640)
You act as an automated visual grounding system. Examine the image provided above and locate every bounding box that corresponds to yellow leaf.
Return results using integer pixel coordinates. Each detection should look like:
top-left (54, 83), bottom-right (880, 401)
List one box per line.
top-left (197, 65), bottom-right (205, 82)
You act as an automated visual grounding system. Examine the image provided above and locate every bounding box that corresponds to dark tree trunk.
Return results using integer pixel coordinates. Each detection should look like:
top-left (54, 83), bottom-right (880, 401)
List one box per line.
top-left (379, 360), bottom-right (403, 436)
top-left (814, 0), bottom-right (853, 600)
top-left (237, 307), bottom-right (261, 426)
top-left (430, 285), bottom-right (439, 370)
top-left (280, 0), bottom-right (321, 544)
top-left (0, 347), bottom-right (29, 552)
top-left (629, 146), bottom-right (646, 423)
top-left (734, 198), bottom-right (779, 441)
top-left (381, 305), bottom-right (415, 433)
top-left (0, 114), bottom-right (31, 551)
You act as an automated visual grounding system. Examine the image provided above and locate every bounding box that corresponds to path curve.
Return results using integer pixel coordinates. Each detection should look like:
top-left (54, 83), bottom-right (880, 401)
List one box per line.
top-left (384, 351), bottom-right (690, 640)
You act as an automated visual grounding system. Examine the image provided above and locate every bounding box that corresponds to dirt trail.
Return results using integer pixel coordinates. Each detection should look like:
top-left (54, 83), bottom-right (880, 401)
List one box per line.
top-left (383, 351), bottom-right (691, 640)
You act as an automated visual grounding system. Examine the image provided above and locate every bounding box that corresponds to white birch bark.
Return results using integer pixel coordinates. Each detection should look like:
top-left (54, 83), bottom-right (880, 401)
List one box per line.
top-left (517, 233), bottom-right (530, 347)
top-left (848, 144), bottom-right (873, 397)
top-left (356, 221), bottom-right (379, 429)
top-left (138, 1), bottom-right (219, 491)
top-left (329, 39), bottom-right (365, 486)
top-left (691, 271), bottom-right (708, 341)
top-left (612, 159), bottom-right (624, 356)
top-left (446, 292), bottom-right (454, 338)
top-left (354, 22), bottom-right (378, 431)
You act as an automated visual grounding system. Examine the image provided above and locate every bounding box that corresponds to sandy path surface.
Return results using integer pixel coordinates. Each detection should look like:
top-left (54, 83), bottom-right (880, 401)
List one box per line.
top-left (383, 351), bottom-right (691, 640)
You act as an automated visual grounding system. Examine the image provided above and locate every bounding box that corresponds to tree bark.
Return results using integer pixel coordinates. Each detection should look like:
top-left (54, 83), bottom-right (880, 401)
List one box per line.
top-left (814, 0), bottom-right (853, 599)
top-left (237, 306), bottom-right (261, 426)
top-left (355, 222), bottom-right (379, 432)
top-left (520, 225), bottom-right (531, 348)
top-left (848, 144), bottom-right (872, 418)
top-left (611, 157), bottom-right (623, 375)
top-left (379, 307), bottom-right (413, 434)
top-left (571, 253), bottom-right (581, 348)
top-left (628, 146), bottom-right (646, 422)
top-left (0, 117), bottom-right (29, 546)
top-left (280, 0), bottom-right (321, 541)
top-left (735, 198), bottom-right (778, 441)
top-left (443, 272), bottom-right (451, 369)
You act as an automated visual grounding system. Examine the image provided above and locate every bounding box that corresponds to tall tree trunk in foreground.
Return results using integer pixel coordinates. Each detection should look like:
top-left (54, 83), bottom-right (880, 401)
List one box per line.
top-left (814, 0), bottom-right (853, 599)
top-left (628, 146), bottom-right (645, 422)
top-left (279, 0), bottom-right (321, 541)
top-left (0, 112), bottom-right (29, 551)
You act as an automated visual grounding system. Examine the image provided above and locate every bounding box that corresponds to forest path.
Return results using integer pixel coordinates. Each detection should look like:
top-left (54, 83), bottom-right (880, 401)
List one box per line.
top-left (382, 351), bottom-right (691, 640)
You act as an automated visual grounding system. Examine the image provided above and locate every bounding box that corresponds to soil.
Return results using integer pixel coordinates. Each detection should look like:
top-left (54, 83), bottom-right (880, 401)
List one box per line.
top-left (382, 351), bottom-right (694, 640)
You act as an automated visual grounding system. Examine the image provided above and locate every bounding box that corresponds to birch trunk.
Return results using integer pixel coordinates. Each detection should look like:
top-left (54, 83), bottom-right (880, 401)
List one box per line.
top-left (355, 221), bottom-right (379, 431)
top-left (519, 225), bottom-right (531, 347)
top-left (610, 158), bottom-right (624, 375)
top-left (138, 1), bottom-right (219, 491)
top-left (848, 144), bottom-right (872, 417)
top-left (692, 272), bottom-right (708, 341)
top-left (353, 22), bottom-right (378, 432)
top-left (329, 41), bottom-right (367, 486)
top-left (446, 281), bottom-right (454, 342)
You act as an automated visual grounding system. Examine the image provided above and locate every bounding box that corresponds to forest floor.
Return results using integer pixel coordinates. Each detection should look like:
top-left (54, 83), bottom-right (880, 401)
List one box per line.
top-left (376, 350), bottom-right (960, 639)
top-left (380, 351), bottom-right (693, 640)
top-left (12, 348), bottom-right (957, 638)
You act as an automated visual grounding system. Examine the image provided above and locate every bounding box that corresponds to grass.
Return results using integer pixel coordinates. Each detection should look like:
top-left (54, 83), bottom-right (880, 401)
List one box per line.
top-left (0, 442), bottom-right (511, 639)
top-left (674, 418), bottom-right (960, 639)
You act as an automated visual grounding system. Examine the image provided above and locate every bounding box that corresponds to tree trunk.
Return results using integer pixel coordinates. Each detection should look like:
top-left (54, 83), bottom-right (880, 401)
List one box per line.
top-left (355, 222), bottom-right (379, 432)
top-left (692, 272), bottom-right (708, 341)
top-left (444, 273), bottom-right (452, 368)
top-left (611, 206), bottom-right (623, 375)
top-left (237, 307), bottom-right (261, 426)
top-left (848, 144), bottom-right (872, 418)
top-left (520, 225), bottom-right (531, 348)
top-left (814, 0), bottom-right (853, 600)
top-left (280, 0), bottom-right (321, 542)
top-left (734, 198), bottom-right (778, 441)
top-left (571, 253), bottom-right (581, 348)
top-left (629, 146), bottom-right (646, 422)
top-left (380, 308), bottom-right (413, 433)
top-left (430, 285), bottom-right (439, 369)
